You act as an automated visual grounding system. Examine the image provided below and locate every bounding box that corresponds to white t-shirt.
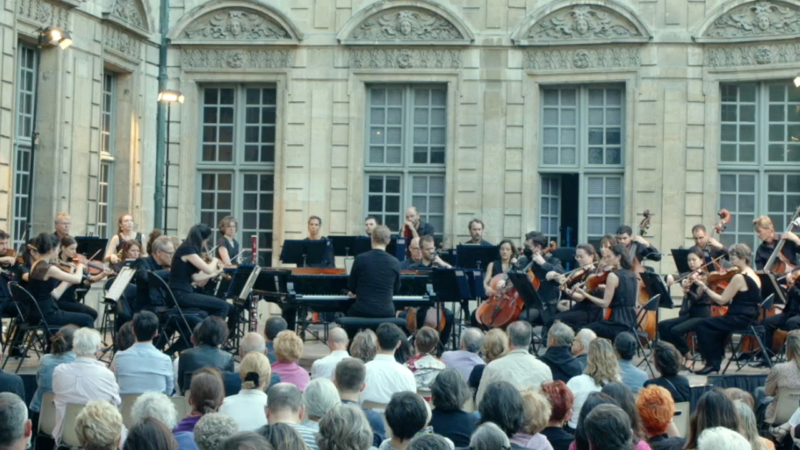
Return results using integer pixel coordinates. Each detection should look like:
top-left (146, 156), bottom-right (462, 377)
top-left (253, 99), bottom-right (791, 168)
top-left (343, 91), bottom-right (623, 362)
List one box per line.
top-left (219, 388), bottom-right (268, 431)
top-left (566, 374), bottom-right (603, 429)
top-left (361, 354), bottom-right (417, 405)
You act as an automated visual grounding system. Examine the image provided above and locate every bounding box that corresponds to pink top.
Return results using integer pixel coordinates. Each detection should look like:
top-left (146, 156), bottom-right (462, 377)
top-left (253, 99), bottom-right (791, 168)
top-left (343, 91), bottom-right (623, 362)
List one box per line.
top-left (569, 439), bottom-right (652, 450)
top-left (271, 361), bottom-right (310, 392)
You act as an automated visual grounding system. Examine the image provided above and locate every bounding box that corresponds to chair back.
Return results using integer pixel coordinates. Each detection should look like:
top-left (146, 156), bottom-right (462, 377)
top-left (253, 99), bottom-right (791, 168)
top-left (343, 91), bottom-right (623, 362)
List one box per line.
top-left (170, 395), bottom-right (190, 419)
top-left (644, 294), bottom-right (661, 312)
top-left (120, 393), bottom-right (142, 428)
top-left (674, 402), bottom-right (690, 438)
top-left (60, 403), bottom-right (85, 449)
top-left (148, 272), bottom-right (179, 309)
top-left (9, 281), bottom-right (53, 330)
top-left (8, 282), bottom-right (34, 323)
top-left (38, 392), bottom-right (57, 437)
top-left (462, 396), bottom-right (475, 413)
top-left (761, 294), bottom-right (775, 312)
top-left (769, 387), bottom-right (800, 425)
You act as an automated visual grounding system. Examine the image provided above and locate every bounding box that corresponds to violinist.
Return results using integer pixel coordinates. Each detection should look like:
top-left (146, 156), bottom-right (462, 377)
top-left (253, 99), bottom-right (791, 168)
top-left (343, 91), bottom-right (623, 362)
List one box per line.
top-left (304, 215), bottom-right (334, 268)
top-left (483, 240), bottom-right (518, 296)
top-left (216, 216), bottom-right (240, 266)
top-left (0, 230), bottom-right (18, 320)
top-left (690, 224), bottom-right (727, 264)
top-left (408, 235), bottom-right (454, 344)
top-left (616, 225), bottom-right (662, 265)
top-left (58, 236), bottom-right (114, 322)
top-left (105, 213), bottom-right (146, 264)
top-left (693, 244), bottom-right (762, 375)
top-left (763, 270), bottom-right (800, 360)
top-left (658, 248), bottom-right (712, 363)
top-left (548, 242), bottom-right (605, 332)
top-left (516, 231), bottom-right (565, 324)
top-left (105, 239), bottom-right (143, 328)
top-left (753, 216), bottom-right (800, 271)
top-left (572, 244), bottom-right (639, 342)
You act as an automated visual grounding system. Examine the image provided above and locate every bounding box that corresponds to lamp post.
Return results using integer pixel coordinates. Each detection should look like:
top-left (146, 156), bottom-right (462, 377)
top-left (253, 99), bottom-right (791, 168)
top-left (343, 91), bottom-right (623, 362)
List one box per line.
top-left (157, 90), bottom-right (184, 232)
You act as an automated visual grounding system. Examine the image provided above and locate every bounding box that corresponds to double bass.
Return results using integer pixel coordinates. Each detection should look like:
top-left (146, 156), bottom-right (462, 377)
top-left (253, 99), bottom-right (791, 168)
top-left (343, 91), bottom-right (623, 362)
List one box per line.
top-left (632, 210), bottom-right (657, 339)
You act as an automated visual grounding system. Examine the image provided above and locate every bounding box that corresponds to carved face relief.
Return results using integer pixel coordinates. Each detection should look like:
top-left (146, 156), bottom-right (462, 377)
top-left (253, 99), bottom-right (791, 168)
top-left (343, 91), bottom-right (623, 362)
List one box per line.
top-left (230, 17), bottom-right (243, 36)
top-left (756, 13), bottom-right (771, 30)
top-left (531, 5), bottom-right (640, 41)
top-left (704, 1), bottom-right (800, 38)
top-left (350, 8), bottom-right (463, 41)
top-left (399, 19), bottom-right (412, 35)
top-left (575, 17), bottom-right (589, 34)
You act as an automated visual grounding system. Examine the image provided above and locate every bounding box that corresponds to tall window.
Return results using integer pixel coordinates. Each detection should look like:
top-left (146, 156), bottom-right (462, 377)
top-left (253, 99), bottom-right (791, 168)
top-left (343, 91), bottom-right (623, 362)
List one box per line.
top-left (198, 85), bottom-right (276, 264)
top-left (718, 82), bottom-right (800, 248)
top-left (12, 44), bottom-right (38, 245)
top-left (365, 85), bottom-right (446, 239)
top-left (98, 72), bottom-right (116, 238)
top-left (539, 85), bottom-right (625, 247)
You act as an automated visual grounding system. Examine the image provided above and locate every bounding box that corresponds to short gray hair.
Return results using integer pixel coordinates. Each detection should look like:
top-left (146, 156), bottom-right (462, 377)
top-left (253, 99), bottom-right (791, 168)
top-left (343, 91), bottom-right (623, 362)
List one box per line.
top-left (151, 236), bottom-right (174, 254)
top-left (328, 328), bottom-right (348, 346)
top-left (507, 321), bottom-right (532, 348)
top-left (303, 378), bottom-right (341, 419)
top-left (408, 434), bottom-right (451, 450)
top-left (697, 427), bottom-right (751, 450)
top-left (240, 332), bottom-right (266, 355)
top-left (316, 403), bottom-right (372, 450)
top-left (75, 399), bottom-right (122, 450)
top-left (460, 328), bottom-right (483, 353)
top-left (222, 432), bottom-right (272, 450)
top-left (267, 383), bottom-right (302, 413)
top-left (549, 322), bottom-right (574, 348)
top-left (0, 393), bottom-right (28, 448)
top-left (73, 328), bottom-right (102, 357)
top-left (575, 328), bottom-right (597, 352)
top-left (469, 422), bottom-right (510, 450)
top-left (194, 413), bottom-right (239, 450)
top-left (131, 392), bottom-right (178, 430)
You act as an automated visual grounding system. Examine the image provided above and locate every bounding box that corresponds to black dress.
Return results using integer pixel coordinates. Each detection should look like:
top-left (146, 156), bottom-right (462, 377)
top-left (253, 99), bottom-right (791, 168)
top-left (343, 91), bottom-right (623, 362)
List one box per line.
top-left (584, 269), bottom-right (639, 341)
top-left (112, 232), bottom-right (143, 253)
top-left (765, 285), bottom-right (800, 356)
top-left (216, 237), bottom-right (240, 263)
top-left (657, 284), bottom-right (711, 355)
top-left (27, 262), bottom-right (94, 328)
top-left (169, 244), bottom-right (232, 320)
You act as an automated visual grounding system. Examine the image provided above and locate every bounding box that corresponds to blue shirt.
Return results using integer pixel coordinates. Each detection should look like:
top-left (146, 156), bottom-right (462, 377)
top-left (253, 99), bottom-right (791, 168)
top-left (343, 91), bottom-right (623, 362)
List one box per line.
top-left (113, 342), bottom-right (174, 395)
top-left (618, 359), bottom-right (648, 393)
top-left (31, 352), bottom-right (76, 412)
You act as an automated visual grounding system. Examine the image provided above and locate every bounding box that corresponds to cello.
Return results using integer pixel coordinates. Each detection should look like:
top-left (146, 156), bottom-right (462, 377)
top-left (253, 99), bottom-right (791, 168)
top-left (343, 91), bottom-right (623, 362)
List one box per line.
top-left (632, 210), bottom-right (657, 339)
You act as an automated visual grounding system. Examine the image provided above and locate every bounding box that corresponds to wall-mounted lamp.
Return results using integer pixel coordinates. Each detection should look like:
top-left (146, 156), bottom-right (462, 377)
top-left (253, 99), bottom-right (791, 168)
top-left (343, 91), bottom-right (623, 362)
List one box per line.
top-left (158, 90), bottom-right (185, 103)
top-left (39, 27), bottom-right (73, 49)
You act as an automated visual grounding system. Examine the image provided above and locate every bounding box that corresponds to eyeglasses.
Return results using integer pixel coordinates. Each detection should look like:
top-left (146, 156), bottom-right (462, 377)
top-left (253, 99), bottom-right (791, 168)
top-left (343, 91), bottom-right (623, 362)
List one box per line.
top-left (160, 250), bottom-right (175, 256)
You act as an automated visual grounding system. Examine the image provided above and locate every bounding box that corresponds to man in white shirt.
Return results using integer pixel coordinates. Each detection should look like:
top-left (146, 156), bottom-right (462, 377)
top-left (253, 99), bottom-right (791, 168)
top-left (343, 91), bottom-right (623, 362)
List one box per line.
top-left (440, 327), bottom-right (484, 381)
top-left (475, 321), bottom-right (552, 407)
top-left (112, 311), bottom-right (174, 395)
top-left (52, 328), bottom-right (121, 443)
top-left (361, 323), bottom-right (416, 404)
top-left (311, 328), bottom-right (350, 380)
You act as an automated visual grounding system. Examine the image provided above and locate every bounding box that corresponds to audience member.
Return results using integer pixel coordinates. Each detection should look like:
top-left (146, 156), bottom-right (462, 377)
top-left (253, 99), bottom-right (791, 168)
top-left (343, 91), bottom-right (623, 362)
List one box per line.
top-left (405, 326), bottom-right (447, 389)
top-left (0, 393), bottom-right (32, 450)
top-left (0, 366), bottom-right (24, 400)
top-left (478, 381), bottom-right (526, 446)
top-left (566, 338), bottom-right (620, 429)
top-left (396, 329), bottom-right (415, 364)
top-left (116, 321), bottom-right (136, 352)
top-left (696, 427), bottom-right (750, 450)
top-left (334, 358), bottom-right (386, 447)
top-left (113, 311), bottom-right (174, 395)
top-left (732, 400), bottom-right (772, 450)
top-left (302, 378), bottom-right (341, 431)
top-left (476, 321), bottom-right (552, 406)
top-left (232, 333), bottom-right (281, 391)
top-left (311, 328), bottom-right (350, 380)
top-left (174, 368), bottom-right (226, 450)
top-left (194, 413), bottom-right (239, 450)
top-left (469, 422), bottom-right (510, 450)
top-left (31, 324), bottom-right (76, 413)
top-left (407, 434), bottom-right (451, 450)
top-left (613, 333), bottom-right (647, 394)
top-left (75, 399), bottom-right (123, 450)
top-left (765, 330), bottom-right (800, 424)
top-left (362, 323), bottom-right (416, 404)
top-left (177, 317), bottom-right (234, 393)
top-left (540, 381), bottom-right (575, 450)
top-left (512, 388), bottom-right (554, 450)
top-left (173, 322), bottom-right (203, 395)
top-left (381, 392), bottom-right (430, 450)
top-left (131, 391), bottom-right (178, 430)
top-left (429, 369), bottom-right (477, 447)
top-left (53, 327), bottom-right (121, 443)
top-left (219, 352), bottom-right (271, 431)
top-left (124, 417), bottom-right (180, 450)
top-left (600, 382), bottom-right (644, 443)
top-left (572, 392), bottom-right (617, 450)
top-left (440, 327), bottom-right (484, 382)
top-left (468, 328), bottom-right (508, 394)
top-left (263, 382), bottom-right (319, 450)
top-left (643, 342), bottom-right (690, 403)
top-left (220, 432), bottom-right (272, 450)
top-left (572, 329), bottom-right (596, 369)
top-left (636, 386), bottom-right (685, 450)
top-left (350, 329), bottom-right (378, 363)
top-left (723, 387), bottom-right (754, 409)
top-left (272, 330), bottom-right (311, 391)
top-left (685, 389), bottom-right (740, 450)
top-left (264, 317), bottom-right (287, 364)
top-left (541, 322), bottom-right (583, 383)
top-left (584, 404), bottom-right (633, 450)
top-left (316, 403), bottom-right (373, 450)
top-left (258, 423), bottom-right (309, 450)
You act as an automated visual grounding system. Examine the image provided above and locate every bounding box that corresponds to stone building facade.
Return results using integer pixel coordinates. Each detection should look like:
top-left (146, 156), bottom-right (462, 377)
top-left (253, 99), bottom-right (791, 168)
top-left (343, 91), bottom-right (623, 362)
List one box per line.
top-left (2, 0), bottom-right (799, 273)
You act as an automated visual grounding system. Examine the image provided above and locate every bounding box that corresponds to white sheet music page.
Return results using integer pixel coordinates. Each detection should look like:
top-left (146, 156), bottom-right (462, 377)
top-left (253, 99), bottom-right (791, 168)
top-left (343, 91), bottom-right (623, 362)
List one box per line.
top-left (105, 267), bottom-right (135, 301)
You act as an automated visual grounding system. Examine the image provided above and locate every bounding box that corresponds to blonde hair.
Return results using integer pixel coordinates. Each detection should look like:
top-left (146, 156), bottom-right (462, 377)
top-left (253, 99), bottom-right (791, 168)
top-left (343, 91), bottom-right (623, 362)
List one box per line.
top-left (733, 401), bottom-right (766, 450)
top-left (273, 330), bottom-right (303, 362)
top-left (752, 216), bottom-right (774, 231)
top-left (585, 339), bottom-right (621, 386)
top-left (787, 330), bottom-right (800, 367)
top-left (519, 389), bottom-right (552, 435)
top-left (481, 328), bottom-right (509, 362)
top-left (218, 216), bottom-right (237, 234)
top-left (55, 212), bottom-right (70, 224)
top-left (239, 351), bottom-right (271, 390)
top-left (75, 400), bottom-right (123, 450)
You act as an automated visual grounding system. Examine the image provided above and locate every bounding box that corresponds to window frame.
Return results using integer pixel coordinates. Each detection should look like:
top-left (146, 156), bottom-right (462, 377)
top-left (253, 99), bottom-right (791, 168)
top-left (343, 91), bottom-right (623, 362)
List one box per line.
top-left (12, 43), bottom-right (38, 246)
top-left (97, 71), bottom-right (117, 238)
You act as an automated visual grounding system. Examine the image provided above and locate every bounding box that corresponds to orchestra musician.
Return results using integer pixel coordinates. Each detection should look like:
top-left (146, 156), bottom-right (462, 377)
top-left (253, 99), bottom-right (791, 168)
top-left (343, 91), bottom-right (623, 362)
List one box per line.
top-left (516, 231), bottom-right (565, 324)
top-left (690, 224), bottom-right (727, 264)
top-left (54, 212), bottom-right (71, 241)
top-left (548, 242), bottom-right (605, 332)
top-left (693, 243), bottom-right (762, 375)
top-left (216, 216), bottom-right (240, 266)
top-left (57, 235), bottom-right (115, 322)
top-left (753, 216), bottom-right (800, 271)
top-left (483, 240), bottom-right (518, 295)
top-left (105, 213), bottom-right (146, 264)
top-left (616, 225), bottom-right (662, 266)
top-left (408, 235), bottom-right (455, 344)
top-left (402, 207), bottom-right (435, 256)
top-left (400, 237), bottom-right (422, 269)
top-left (146, 229), bottom-right (164, 255)
top-left (364, 216), bottom-right (378, 237)
top-left (0, 230), bottom-right (18, 319)
top-left (305, 215), bottom-right (334, 268)
top-left (763, 271), bottom-right (800, 360)
top-left (105, 239), bottom-right (143, 328)
top-left (464, 219), bottom-right (492, 246)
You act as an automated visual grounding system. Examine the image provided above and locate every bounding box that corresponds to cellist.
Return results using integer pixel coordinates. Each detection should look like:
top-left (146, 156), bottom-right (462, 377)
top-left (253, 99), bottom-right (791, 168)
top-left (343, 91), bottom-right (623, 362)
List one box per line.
top-left (483, 240), bottom-right (518, 296)
top-left (753, 216), bottom-right (800, 271)
top-left (763, 271), bottom-right (800, 362)
top-left (515, 231), bottom-right (565, 324)
top-left (616, 225), bottom-right (662, 266)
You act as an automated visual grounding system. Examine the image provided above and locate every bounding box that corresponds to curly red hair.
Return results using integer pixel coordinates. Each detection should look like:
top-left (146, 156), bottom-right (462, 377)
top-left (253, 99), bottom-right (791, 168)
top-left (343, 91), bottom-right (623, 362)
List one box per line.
top-left (636, 385), bottom-right (675, 436)
top-left (541, 380), bottom-right (574, 423)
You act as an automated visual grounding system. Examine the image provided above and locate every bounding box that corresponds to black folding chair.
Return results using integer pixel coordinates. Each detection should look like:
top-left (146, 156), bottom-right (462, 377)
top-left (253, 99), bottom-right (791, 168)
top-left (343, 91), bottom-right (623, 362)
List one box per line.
top-left (148, 272), bottom-right (196, 351)
top-left (3, 282), bottom-right (60, 373)
top-left (723, 294), bottom-right (774, 374)
top-left (632, 294), bottom-right (660, 377)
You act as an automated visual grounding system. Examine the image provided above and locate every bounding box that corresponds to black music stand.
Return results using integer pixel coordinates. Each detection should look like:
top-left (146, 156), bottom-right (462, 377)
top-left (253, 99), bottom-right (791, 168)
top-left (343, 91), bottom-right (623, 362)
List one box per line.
top-left (670, 249), bottom-right (693, 274)
top-left (456, 245), bottom-right (499, 271)
top-left (757, 271), bottom-right (786, 305)
top-left (432, 268), bottom-right (473, 349)
top-left (75, 236), bottom-right (108, 259)
top-left (640, 271), bottom-right (673, 309)
top-left (507, 271), bottom-right (545, 312)
top-left (329, 236), bottom-right (360, 258)
top-left (222, 265), bottom-right (259, 352)
top-left (387, 237), bottom-right (406, 261)
top-left (350, 237), bottom-right (373, 257)
top-left (280, 240), bottom-right (328, 267)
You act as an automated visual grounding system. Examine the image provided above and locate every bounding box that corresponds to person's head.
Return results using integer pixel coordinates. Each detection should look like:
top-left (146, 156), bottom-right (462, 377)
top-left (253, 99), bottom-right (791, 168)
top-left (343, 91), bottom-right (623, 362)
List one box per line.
top-left (350, 329), bottom-right (377, 362)
top-left (599, 234), bottom-right (618, 254)
top-left (468, 422), bottom-right (510, 450)
top-left (59, 235), bottom-right (77, 259)
top-left (333, 358), bottom-right (367, 396)
top-left (372, 225), bottom-right (391, 247)
top-left (386, 392), bottom-right (429, 442)
top-left (574, 392), bottom-right (617, 450)
top-left (0, 393), bottom-right (31, 450)
top-left (607, 244), bottom-right (632, 270)
top-left (308, 216), bottom-right (322, 237)
top-left (221, 432), bottom-right (272, 450)
top-left (74, 327), bottom-right (103, 358)
top-left (408, 237), bottom-right (422, 262)
top-left (479, 381), bottom-right (525, 437)
top-left (636, 385), bottom-right (674, 438)
top-left (686, 389), bottom-right (740, 450)
top-left (0, 230), bottom-right (7, 253)
top-left (121, 239), bottom-right (142, 260)
top-left (130, 392), bottom-right (178, 430)
top-left (55, 212), bottom-right (71, 236)
top-left (327, 327), bottom-right (348, 351)
top-left (575, 244), bottom-right (598, 266)
top-left (573, 328), bottom-right (596, 356)
top-left (316, 403), bottom-right (372, 450)
top-left (189, 368), bottom-right (225, 415)
top-left (218, 216), bottom-right (237, 238)
top-left (123, 417), bottom-right (179, 450)
top-left (468, 219), bottom-right (485, 242)
top-left (150, 236), bottom-right (175, 266)
top-left (33, 232), bottom-right (59, 259)
top-left (240, 332), bottom-right (266, 358)
top-left (687, 248), bottom-right (705, 271)
top-left (723, 387), bottom-right (754, 410)
top-left (652, 341), bottom-right (682, 377)
top-left (584, 404), bottom-right (633, 450)
top-left (786, 330), bottom-right (800, 366)
top-left (615, 225), bottom-right (634, 247)
top-left (697, 427), bottom-right (751, 450)
top-left (541, 380), bottom-right (574, 426)
top-left (548, 322), bottom-right (574, 348)
top-left (264, 317), bottom-right (287, 342)
top-left (601, 382), bottom-right (643, 439)
top-left (257, 423), bottom-right (307, 450)
top-left (194, 413), bottom-right (238, 450)
top-left (240, 351), bottom-right (271, 390)
top-left (132, 311), bottom-right (159, 343)
top-left (430, 369), bottom-right (469, 412)
top-left (585, 338), bottom-right (620, 386)
top-left (519, 389), bottom-right (552, 435)
top-left (405, 207), bottom-right (420, 227)
top-left (376, 322), bottom-right (404, 353)
top-left (420, 235), bottom-right (436, 262)
top-left (50, 324), bottom-right (78, 356)
top-left (75, 400), bottom-right (123, 450)
top-left (482, 328), bottom-right (509, 362)
top-left (273, 330), bottom-right (303, 363)
top-left (414, 326), bottom-right (439, 354)
top-left (408, 434), bottom-right (450, 450)
top-left (753, 216), bottom-right (775, 242)
top-left (146, 229), bottom-right (163, 255)
top-left (524, 231), bottom-right (547, 252)
top-left (303, 378), bottom-right (341, 421)
top-left (692, 224), bottom-right (710, 248)
top-left (727, 243), bottom-right (752, 268)
top-left (733, 401), bottom-right (764, 450)
top-left (497, 240), bottom-right (517, 263)
top-left (507, 320), bottom-right (532, 350)
top-left (460, 327), bottom-right (483, 353)
top-left (613, 332), bottom-right (637, 361)
top-left (185, 224), bottom-right (213, 249)
top-left (266, 383), bottom-right (304, 424)
top-left (118, 214), bottom-right (135, 234)
top-left (197, 316), bottom-right (229, 348)
top-left (115, 321), bottom-right (136, 352)
top-left (364, 216), bottom-right (378, 236)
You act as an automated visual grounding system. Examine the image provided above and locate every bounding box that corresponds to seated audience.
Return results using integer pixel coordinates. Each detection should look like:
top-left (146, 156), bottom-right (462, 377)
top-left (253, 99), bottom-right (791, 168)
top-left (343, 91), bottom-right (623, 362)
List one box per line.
top-left (476, 321), bottom-right (552, 406)
top-left (684, 389), bottom-right (740, 450)
top-left (478, 381), bottom-right (527, 447)
top-left (723, 387), bottom-right (754, 409)
top-left (221, 432), bottom-right (272, 450)
top-left (512, 389), bottom-right (554, 450)
top-left (381, 392), bottom-right (430, 450)
top-left (396, 328), bottom-right (415, 364)
top-left (316, 403), bottom-right (374, 450)
top-left (362, 323), bottom-right (416, 404)
top-left (584, 404), bottom-right (633, 450)
top-left (194, 413), bottom-right (239, 450)
top-left (469, 422), bottom-right (511, 450)
top-left (0, 393), bottom-right (32, 450)
top-left (408, 434), bottom-right (451, 450)
top-left (697, 427), bottom-right (751, 450)
top-left (113, 311), bottom-right (174, 394)
top-left (53, 327), bottom-right (121, 444)
top-left (124, 417), bottom-right (180, 450)
top-left (405, 326), bottom-right (447, 389)
top-left (131, 391), bottom-right (179, 430)
top-left (540, 381), bottom-right (575, 450)
top-left (566, 338), bottom-right (620, 430)
top-left (173, 322), bottom-right (203, 395)
top-left (572, 329), bottom-right (596, 369)
top-left (264, 317), bottom-right (287, 364)
top-left (302, 378), bottom-right (341, 431)
top-left (572, 392), bottom-right (618, 450)
top-left (440, 327), bottom-right (484, 382)
top-left (311, 328), bottom-right (350, 380)
top-left (258, 423), bottom-right (308, 450)
top-left (31, 325), bottom-right (76, 413)
top-left (262, 382), bottom-right (319, 450)
top-left (0, 366), bottom-right (24, 400)
top-left (468, 328), bottom-right (508, 394)
top-left (232, 333), bottom-right (281, 391)
top-left (765, 331), bottom-right (800, 424)
top-left (732, 400), bottom-right (773, 450)
top-left (75, 399), bottom-right (123, 450)
top-left (219, 352), bottom-right (271, 431)
top-left (177, 317), bottom-right (234, 393)
top-left (613, 332), bottom-right (647, 393)
top-left (541, 322), bottom-right (583, 383)
top-left (174, 368), bottom-right (226, 450)
top-left (271, 330), bottom-right (310, 392)
top-left (116, 321), bottom-right (136, 352)
top-left (334, 358), bottom-right (386, 447)
top-left (429, 369), bottom-right (477, 447)
top-left (636, 385), bottom-right (685, 450)
top-left (600, 383), bottom-right (645, 446)
top-left (643, 342), bottom-right (690, 403)
top-left (350, 329), bottom-right (378, 363)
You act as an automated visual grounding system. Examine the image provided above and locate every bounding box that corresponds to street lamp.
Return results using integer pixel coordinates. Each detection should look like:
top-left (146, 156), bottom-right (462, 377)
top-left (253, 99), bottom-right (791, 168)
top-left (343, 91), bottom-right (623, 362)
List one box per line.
top-left (157, 90), bottom-right (184, 231)
top-left (39, 27), bottom-right (73, 49)
top-left (794, 72), bottom-right (800, 88)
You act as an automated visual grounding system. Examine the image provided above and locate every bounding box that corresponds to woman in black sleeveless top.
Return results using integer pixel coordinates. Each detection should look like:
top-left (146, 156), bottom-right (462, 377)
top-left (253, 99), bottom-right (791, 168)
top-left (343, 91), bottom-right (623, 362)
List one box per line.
top-left (216, 216), bottom-right (240, 266)
top-left (56, 235), bottom-right (114, 321)
top-left (483, 240), bottom-right (517, 296)
top-left (104, 213), bottom-right (145, 264)
top-left (550, 242), bottom-right (605, 331)
top-left (693, 243), bottom-right (762, 374)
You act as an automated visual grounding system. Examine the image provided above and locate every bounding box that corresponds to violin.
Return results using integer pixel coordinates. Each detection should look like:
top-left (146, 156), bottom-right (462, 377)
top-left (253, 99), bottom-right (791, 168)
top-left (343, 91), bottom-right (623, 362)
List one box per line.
top-left (703, 266), bottom-right (741, 292)
top-left (72, 253), bottom-right (106, 276)
top-left (202, 245), bottom-right (232, 281)
top-left (585, 265), bottom-right (613, 291)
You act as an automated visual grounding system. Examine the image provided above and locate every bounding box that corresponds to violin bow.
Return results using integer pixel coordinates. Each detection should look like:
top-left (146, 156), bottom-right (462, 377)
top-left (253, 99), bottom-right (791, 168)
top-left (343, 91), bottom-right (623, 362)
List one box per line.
top-left (764, 205), bottom-right (800, 272)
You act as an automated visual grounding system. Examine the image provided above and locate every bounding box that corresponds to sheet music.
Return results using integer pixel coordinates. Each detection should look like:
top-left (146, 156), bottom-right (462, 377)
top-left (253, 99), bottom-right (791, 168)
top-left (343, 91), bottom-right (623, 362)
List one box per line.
top-left (239, 266), bottom-right (262, 301)
top-left (105, 267), bottom-right (135, 302)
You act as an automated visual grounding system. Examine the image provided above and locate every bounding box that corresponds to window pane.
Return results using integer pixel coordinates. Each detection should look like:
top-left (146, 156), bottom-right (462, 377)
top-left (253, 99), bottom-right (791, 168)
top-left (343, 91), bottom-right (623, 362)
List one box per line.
top-left (586, 175), bottom-right (623, 242)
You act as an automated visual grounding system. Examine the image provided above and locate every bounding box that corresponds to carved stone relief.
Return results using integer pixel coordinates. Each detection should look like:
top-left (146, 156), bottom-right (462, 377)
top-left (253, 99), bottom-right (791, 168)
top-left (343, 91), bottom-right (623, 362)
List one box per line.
top-left (703, 1), bottom-right (800, 39)
top-left (183, 10), bottom-right (290, 40)
top-left (17, 0), bottom-right (70, 29)
top-left (350, 48), bottom-right (462, 69)
top-left (103, 24), bottom-right (141, 60)
top-left (523, 47), bottom-right (641, 70)
top-left (109, 0), bottom-right (146, 30)
top-left (181, 49), bottom-right (292, 69)
top-left (705, 42), bottom-right (800, 67)
top-left (529, 6), bottom-right (641, 41)
top-left (349, 8), bottom-right (463, 41)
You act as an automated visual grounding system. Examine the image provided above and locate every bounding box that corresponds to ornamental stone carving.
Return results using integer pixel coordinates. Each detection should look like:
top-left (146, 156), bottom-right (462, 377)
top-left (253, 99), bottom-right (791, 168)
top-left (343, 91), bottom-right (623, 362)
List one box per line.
top-left (523, 47), bottom-right (640, 70)
top-left (103, 24), bottom-right (141, 61)
top-left (181, 49), bottom-right (292, 70)
top-left (350, 8), bottom-right (462, 41)
top-left (350, 48), bottom-right (462, 69)
top-left (703, 1), bottom-right (800, 39)
top-left (110, 0), bottom-right (145, 30)
top-left (705, 42), bottom-right (800, 67)
top-left (183, 10), bottom-right (290, 41)
top-left (17, 0), bottom-right (70, 29)
top-left (531, 6), bottom-right (641, 41)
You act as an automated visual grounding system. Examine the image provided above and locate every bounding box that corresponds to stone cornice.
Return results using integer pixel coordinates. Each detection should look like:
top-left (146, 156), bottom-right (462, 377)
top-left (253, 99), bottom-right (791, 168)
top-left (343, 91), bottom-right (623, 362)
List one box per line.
top-left (523, 46), bottom-right (641, 70)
